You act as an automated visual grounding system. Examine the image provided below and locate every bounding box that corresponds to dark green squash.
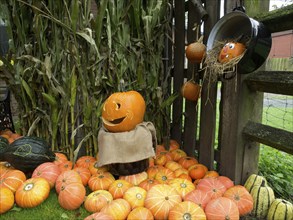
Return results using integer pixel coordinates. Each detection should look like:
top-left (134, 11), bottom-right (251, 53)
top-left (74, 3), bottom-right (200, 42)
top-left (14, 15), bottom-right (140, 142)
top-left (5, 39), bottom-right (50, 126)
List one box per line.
top-left (2, 136), bottom-right (56, 173)
top-left (0, 136), bottom-right (9, 160)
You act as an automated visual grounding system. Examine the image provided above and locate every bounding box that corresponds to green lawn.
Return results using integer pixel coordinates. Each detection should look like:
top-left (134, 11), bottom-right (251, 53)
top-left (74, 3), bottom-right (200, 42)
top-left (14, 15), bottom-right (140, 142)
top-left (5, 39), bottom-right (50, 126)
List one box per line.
top-left (0, 188), bottom-right (91, 220)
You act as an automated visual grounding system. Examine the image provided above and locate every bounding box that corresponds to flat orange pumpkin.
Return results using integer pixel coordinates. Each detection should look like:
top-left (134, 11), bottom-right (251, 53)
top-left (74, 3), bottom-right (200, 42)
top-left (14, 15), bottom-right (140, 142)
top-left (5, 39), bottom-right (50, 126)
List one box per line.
top-left (102, 91), bottom-right (146, 132)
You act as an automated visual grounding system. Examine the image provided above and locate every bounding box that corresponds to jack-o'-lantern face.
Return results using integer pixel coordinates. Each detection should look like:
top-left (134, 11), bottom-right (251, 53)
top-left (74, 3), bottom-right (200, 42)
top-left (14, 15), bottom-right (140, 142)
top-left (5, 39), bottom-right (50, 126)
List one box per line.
top-left (218, 42), bottom-right (246, 63)
top-left (101, 91), bottom-right (146, 132)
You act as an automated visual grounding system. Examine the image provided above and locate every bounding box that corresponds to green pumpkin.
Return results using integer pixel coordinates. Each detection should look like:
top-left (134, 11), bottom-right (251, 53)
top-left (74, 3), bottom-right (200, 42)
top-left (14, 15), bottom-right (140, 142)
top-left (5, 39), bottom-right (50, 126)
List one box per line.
top-left (2, 136), bottom-right (56, 173)
top-left (267, 198), bottom-right (293, 220)
top-left (0, 136), bottom-right (9, 160)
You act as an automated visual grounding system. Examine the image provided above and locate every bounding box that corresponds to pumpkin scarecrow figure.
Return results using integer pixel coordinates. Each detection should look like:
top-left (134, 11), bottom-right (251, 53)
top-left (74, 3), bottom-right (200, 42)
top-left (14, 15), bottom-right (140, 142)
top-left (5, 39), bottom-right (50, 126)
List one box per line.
top-left (97, 90), bottom-right (156, 176)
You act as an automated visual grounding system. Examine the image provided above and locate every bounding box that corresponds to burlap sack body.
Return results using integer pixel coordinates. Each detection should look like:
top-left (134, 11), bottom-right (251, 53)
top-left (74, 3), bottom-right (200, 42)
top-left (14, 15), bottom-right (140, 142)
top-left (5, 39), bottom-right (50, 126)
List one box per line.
top-left (97, 121), bottom-right (156, 167)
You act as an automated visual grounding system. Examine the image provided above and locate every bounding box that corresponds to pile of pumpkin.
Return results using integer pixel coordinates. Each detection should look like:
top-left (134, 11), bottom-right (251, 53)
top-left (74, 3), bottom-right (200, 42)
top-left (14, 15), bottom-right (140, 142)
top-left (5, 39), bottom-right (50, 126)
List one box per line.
top-left (1, 136), bottom-right (292, 220)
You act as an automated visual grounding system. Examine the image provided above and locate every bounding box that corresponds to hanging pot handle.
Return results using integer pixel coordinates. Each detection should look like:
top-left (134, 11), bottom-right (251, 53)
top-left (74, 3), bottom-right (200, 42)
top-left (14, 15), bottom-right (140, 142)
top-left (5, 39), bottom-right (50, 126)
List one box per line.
top-left (233, 0), bottom-right (246, 13)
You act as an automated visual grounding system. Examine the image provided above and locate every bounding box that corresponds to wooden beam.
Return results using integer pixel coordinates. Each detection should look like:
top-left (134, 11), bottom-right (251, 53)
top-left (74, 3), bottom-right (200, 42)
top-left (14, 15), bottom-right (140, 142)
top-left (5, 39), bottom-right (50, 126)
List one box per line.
top-left (243, 121), bottom-right (293, 155)
top-left (171, 0), bottom-right (185, 145)
top-left (245, 71), bottom-right (293, 95)
top-left (254, 4), bottom-right (293, 33)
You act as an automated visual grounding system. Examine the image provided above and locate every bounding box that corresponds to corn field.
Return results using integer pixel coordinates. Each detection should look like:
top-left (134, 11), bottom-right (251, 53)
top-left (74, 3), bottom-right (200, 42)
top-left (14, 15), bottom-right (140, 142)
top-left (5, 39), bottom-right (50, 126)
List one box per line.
top-left (0, 0), bottom-right (175, 161)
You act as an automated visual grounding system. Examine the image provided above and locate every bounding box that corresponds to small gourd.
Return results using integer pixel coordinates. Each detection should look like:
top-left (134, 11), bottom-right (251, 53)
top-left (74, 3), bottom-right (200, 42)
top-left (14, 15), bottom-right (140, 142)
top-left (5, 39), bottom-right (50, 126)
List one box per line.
top-left (244, 173), bottom-right (267, 193)
top-left (250, 180), bottom-right (275, 219)
top-left (267, 198), bottom-right (293, 220)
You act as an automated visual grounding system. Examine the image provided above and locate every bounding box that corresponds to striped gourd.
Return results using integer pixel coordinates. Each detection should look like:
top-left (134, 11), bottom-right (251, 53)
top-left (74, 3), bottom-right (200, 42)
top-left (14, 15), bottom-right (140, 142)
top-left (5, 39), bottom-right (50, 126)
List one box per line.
top-left (244, 174), bottom-right (267, 193)
top-left (250, 180), bottom-right (275, 219)
top-left (267, 198), bottom-right (293, 220)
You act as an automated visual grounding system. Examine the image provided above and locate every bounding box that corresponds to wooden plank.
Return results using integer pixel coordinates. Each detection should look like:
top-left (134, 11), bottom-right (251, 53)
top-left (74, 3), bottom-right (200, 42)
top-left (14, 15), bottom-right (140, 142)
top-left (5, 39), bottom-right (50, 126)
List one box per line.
top-left (245, 71), bottom-right (293, 95)
top-left (218, 73), bottom-right (263, 184)
top-left (198, 0), bottom-right (220, 170)
top-left (255, 4), bottom-right (293, 33)
top-left (182, 0), bottom-right (202, 157)
top-left (171, 0), bottom-right (186, 145)
top-left (243, 121), bottom-right (293, 155)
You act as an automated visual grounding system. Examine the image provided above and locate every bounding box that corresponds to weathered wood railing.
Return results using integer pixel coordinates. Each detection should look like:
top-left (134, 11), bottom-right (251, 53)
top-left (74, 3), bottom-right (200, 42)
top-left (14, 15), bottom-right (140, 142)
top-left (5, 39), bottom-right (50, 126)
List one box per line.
top-left (170, 0), bottom-right (293, 185)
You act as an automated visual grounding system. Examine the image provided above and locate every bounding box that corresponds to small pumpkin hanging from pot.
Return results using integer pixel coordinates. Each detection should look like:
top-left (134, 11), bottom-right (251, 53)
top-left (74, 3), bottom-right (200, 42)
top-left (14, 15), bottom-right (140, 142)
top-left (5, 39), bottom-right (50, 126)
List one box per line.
top-left (101, 90), bottom-right (146, 132)
top-left (218, 41), bottom-right (246, 64)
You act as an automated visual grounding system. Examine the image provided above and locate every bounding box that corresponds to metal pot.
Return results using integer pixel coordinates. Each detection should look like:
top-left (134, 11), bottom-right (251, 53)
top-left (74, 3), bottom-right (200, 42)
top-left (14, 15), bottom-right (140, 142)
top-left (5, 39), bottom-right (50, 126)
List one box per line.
top-left (207, 11), bottom-right (272, 74)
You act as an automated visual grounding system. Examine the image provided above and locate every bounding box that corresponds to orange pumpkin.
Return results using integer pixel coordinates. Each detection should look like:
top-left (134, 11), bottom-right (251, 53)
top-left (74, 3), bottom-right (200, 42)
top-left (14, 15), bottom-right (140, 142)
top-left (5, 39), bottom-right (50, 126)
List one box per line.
top-left (174, 167), bottom-right (189, 177)
top-left (101, 198), bottom-right (131, 220)
top-left (170, 149), bottom-right (187, 162)
top-left (154, 168), bottom-right (175, 184)
top-left (146, 165), bottom-right (166, 179)
top-left (73, 166), bottom-right (91, 186)
top-left (0, 187), bottom-right (14, 214)
top-left (0, 161), bottom-right (14, 175)
top-left (181, 80), bottom-right (201, 101)
top-left (108, 179), bottom-right (133, 199)
top-left (58, 160), bottom-right (73, 173)
top-left (123, 186), bottom-right (147, 209)
top-left (127, 207), bottom-right (154, 220)
top-left (0, 169), bottom-right (26, 193)
top-left (217, 175), bottom-right (235, 189)
top-left (204, 170), bottom-right (220, 178)
top-left (218, 42), bottom-right (246, 63)
top-left (53, 152), bottom-right (68, 166)
top-left (58, 182), bottom-right (86, 210)
top-left (178, 156), bottom-right (198, 169)
top-left (15, 177), bottom-right (50, 208)
top-left (101, 90), bottom-right (146, 132)
top-left (196, 177), bottom-right (227, 199)
top-left (119, 171), bottom-right (148, 186)
top-left (184, 189), bottom-right (212, 210)
top-left (88, 161), bottom-right (108, 175)
top-left (138, 178), bottom-right (160, 191)
top-left (164, 160), bottom-right (182, 171)
top-left (185, 36), bottom-right (207, 64)
top-left (154, 154), bottom-right (168, 166)
top-left (188, 164), bottom-right (207, 180)
top-left (84, 189), bottom-right (113, 213)
top-left (84, 212), bottom-right (114, 220)
top-left (156, 150), bottom-right (173, 161)
top-left (205, 197), bottom-right (240, 220)
top-left (88, 172), bottom-right (115, 191)
top-left (55, 170), bottom-right (82, 194)
top-left (168, 178), bottom-right (195, 199)
top-left (75, 155), bottom-right (96, 169)
top-left (168, 201), bottom-right (207, 220)
top-left (32, 162), bottom-right (61, 188)
top-left (144, 184), bottom-right (182, 220)
top-left (223, 185), bottom-right (253, 216)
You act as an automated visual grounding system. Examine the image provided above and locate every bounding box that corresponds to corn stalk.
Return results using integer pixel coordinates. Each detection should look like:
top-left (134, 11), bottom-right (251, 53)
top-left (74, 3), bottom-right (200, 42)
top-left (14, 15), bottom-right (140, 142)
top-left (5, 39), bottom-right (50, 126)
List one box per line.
top-left (0, 0), bottom-right (175, 160)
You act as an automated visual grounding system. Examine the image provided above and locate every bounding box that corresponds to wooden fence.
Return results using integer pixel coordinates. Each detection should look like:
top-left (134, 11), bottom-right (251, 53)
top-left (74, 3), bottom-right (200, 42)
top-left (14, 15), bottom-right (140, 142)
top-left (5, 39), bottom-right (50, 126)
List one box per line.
top-left (169, 0), bottom-right (293, 185)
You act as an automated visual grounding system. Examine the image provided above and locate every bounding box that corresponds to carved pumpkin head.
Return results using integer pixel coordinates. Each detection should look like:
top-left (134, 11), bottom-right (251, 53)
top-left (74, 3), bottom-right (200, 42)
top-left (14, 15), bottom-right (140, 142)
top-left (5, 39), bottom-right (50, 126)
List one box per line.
top-left (101, 91), bottom-right (146, 132)
top-left (218, 42), bottom-right (246, 63)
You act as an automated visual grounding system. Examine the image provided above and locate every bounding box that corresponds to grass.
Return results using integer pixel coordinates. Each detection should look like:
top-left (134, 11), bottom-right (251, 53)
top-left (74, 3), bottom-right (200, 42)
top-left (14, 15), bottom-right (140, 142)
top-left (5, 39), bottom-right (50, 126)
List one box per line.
top-left (0, 188), bottom-right (91, 220)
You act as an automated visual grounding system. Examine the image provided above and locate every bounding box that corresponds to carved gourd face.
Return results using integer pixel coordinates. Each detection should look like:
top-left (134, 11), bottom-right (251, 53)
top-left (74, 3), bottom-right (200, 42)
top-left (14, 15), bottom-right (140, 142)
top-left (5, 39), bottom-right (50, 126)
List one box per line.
top-left (101, 91), bottom-right (146, 132)
top-left (218, 42), bottom-right (246, 63)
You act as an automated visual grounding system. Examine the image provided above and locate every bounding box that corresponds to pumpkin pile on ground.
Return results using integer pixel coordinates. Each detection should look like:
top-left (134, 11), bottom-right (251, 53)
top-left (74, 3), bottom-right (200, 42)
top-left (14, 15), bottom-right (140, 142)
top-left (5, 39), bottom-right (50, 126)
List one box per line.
top-left (1, 139), bottom-right (292, 219)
